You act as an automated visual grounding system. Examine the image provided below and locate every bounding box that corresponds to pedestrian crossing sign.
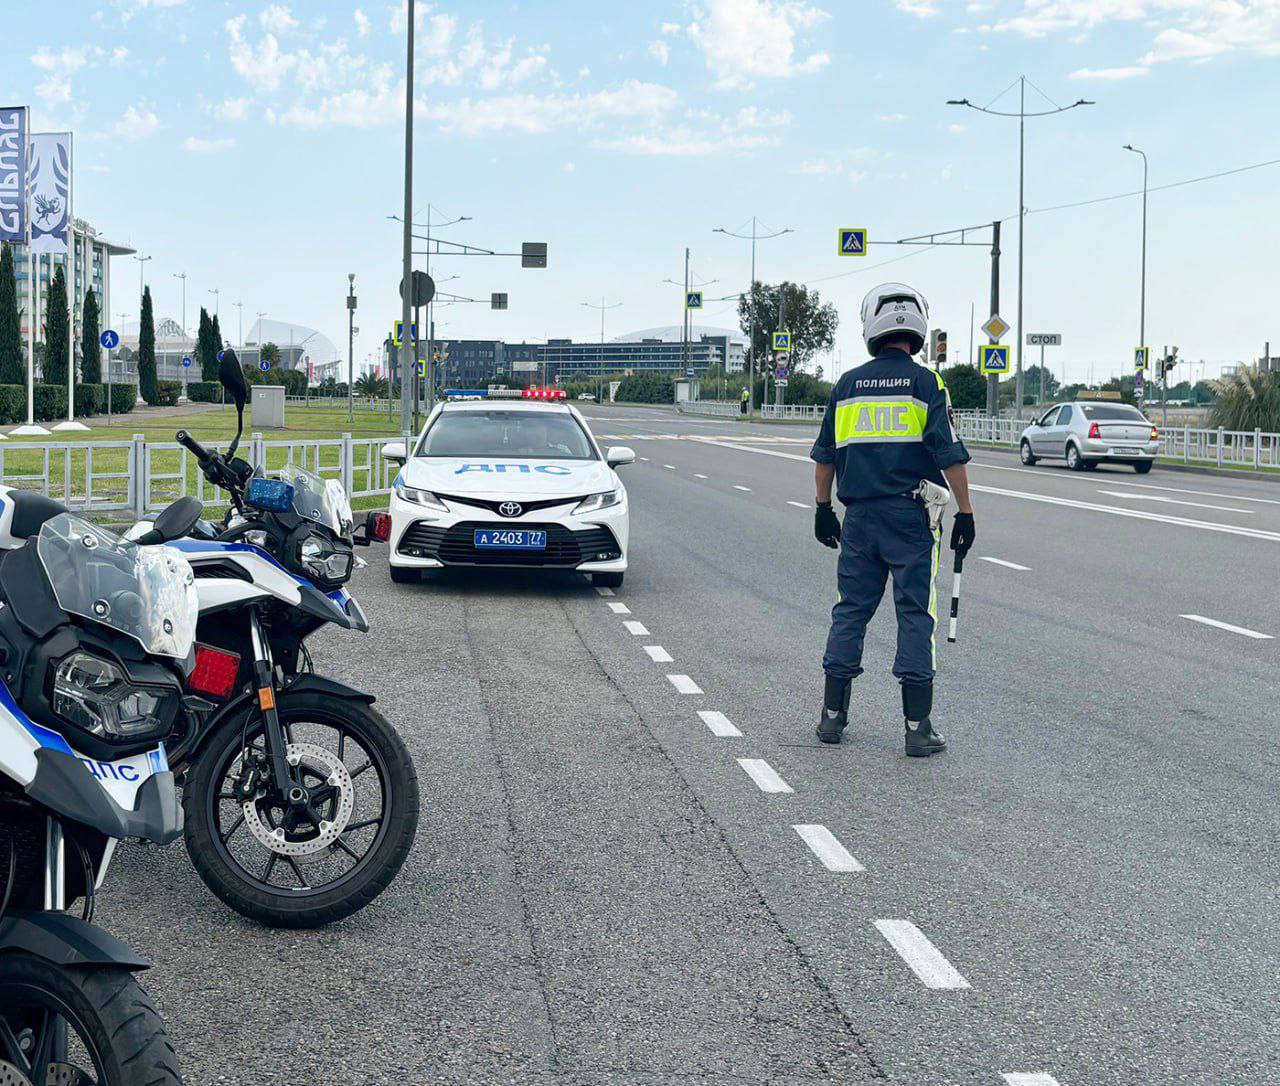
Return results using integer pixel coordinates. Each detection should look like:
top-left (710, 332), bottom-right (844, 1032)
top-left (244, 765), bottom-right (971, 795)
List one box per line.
top-left (686, 291), bottom-right (703, 310)
top-left (393, 320), bottom-right (418, 347)
top-left (838, 228), bottom-right (867, 256)
top-left (1134, 346), bottom-right (1149, 372)
top-left (416, 360), bottom-right (425, 377)
top-left (979, 344), bottom-right (1010, 375)
top-left (773, 332), bottom-right (791, 352)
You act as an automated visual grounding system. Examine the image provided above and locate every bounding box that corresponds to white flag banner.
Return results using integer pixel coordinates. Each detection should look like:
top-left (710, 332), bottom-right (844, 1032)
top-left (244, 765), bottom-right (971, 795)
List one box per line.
top-left (0, 106), bottom-right (28, 242)
top-left (29, 132), bottom-right (70, 255)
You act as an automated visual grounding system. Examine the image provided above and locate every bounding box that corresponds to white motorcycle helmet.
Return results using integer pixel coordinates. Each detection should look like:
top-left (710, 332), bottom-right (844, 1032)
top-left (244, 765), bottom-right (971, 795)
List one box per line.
top-left (860, 282), bottom-right (929, 355)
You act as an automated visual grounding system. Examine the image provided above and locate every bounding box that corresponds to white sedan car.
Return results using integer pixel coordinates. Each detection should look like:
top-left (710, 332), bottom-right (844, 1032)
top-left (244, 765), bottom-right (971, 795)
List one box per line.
top-left (383, 397), bottom-right (634, 587)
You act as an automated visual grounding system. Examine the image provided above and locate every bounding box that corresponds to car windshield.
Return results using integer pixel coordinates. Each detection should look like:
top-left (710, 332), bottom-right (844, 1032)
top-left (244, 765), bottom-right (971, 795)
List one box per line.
top-left (418, 410), bottom-right (595, 460)
top-left (1079, 404), bottom-right (1148, 421)
top-left (36, 514), bottom-right (199, 659)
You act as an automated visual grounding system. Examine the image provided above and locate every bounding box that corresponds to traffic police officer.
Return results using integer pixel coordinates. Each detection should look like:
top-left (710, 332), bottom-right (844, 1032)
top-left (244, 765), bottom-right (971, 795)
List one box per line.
top-left (810, 283), bottom-right (976, 757)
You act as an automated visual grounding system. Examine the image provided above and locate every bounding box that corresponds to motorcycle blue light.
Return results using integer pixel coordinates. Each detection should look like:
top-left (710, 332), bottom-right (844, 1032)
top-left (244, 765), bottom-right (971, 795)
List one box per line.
top-left (245, 478), bottom-right (296, 512)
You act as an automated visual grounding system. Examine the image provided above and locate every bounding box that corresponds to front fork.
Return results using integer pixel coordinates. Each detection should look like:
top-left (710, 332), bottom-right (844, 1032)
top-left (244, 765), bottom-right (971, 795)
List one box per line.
top-left (248, 610), bottom-right (302, 802)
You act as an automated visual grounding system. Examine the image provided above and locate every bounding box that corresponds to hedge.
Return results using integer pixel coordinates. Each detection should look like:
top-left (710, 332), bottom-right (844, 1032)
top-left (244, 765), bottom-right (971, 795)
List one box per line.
top-left (150, 380), bottom-right (181, 407)
top-left (33, 384), bottom-right (67, 422)
top-left (74, 384), bottom-right (104, 418)
top-left (186, 381), bottom-right (222, 403)
top-left (109, 384), bottom-right (137, 414)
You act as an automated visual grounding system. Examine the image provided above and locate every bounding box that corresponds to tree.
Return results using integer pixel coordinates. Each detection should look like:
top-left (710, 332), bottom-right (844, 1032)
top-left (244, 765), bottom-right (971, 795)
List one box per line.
top-left (44, 265), bottom-right (68, 387)
top-left (737, 281), bottom-right (837, 373)
top-left (0, 243), bottom-right (24, 385)
top-left (211, 313), bottom-right (223, 356)
top-left (354, 373), bottom-right (388, 397)
top-left (81, 288), bottom-right (101, 384)
top-left (196, 307), bottom-right (218, 379)
top-left (138, 285), bottom-right (159, 404)
top-left (260, 342), bottom-right (280, 367)
top-left (1210, 369), bottom-right (1280, 431)
top-left (1021, 364), bottom-right (1061, 404)
top-left (940, 363), bottom-right (986, 411)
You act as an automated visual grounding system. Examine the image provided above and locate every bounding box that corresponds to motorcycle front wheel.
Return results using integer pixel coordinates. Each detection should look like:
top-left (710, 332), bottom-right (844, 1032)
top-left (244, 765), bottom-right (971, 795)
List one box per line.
top-left (0, 953), bottom-right (181, 1085)
top-left (183, 690), bottom-right (420, 929)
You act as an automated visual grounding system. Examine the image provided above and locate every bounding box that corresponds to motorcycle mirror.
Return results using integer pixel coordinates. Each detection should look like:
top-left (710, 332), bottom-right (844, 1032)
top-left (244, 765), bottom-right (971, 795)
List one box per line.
top-left (219, 348), bottom-right (248, 458)
top-left (134, 496), bottom-right (203, 545)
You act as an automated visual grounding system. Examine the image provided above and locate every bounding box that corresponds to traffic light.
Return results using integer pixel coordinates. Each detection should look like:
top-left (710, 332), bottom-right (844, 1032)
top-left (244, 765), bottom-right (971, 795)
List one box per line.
top-left (1161, 345), bottom-right (1179, 377)
top-left (929, 329), bottom-right (948, 365)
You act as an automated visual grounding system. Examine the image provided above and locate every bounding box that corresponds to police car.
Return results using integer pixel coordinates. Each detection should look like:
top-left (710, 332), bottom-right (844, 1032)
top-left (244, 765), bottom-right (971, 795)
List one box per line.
top-left (382, 390), bottom-right (634, 587)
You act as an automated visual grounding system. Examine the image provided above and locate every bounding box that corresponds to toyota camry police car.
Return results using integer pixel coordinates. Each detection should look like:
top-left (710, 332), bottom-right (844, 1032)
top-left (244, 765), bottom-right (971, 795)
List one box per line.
top-left (383, 391), bottom-right (634, 587)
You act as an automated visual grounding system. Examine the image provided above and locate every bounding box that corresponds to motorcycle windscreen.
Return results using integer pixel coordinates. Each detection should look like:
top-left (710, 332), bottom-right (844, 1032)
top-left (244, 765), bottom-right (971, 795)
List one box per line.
top-left (36, 513), bottom-right (199, 659)
top-left (279, 463), bottom-right (354, 536)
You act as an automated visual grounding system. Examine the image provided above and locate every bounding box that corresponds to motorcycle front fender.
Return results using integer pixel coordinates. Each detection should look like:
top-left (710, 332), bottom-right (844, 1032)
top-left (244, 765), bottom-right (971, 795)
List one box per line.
top-left (0, 910), bottom-right (150, 971)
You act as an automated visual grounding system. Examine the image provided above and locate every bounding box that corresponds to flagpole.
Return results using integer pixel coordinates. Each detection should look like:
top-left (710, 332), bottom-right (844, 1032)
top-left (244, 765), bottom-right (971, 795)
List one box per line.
top-left (52, 132), bottom-right (85, 432)
top-left (23, 108), bottom-right (32, 431)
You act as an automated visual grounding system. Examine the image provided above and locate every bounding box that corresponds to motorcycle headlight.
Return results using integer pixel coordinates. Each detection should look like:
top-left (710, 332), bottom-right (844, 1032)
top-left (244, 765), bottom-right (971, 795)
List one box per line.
top-left (573, 488), bottom-right (622, 515)
top-left (393, 476), bottom-right (447, 512)
top-left (299, 534), bottom-right (355, 586)
top-left (53, 651), bottom-right (176, 741)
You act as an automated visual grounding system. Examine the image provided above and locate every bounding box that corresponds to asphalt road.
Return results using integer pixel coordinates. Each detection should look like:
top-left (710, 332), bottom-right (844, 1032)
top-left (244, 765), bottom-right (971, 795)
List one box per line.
top-left (99, 403), bottom-right (1280, 1084)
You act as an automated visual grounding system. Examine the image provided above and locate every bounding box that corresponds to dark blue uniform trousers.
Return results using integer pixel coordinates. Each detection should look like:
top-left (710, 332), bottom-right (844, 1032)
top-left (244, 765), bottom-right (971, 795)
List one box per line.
top-left (823, 495), bottom-right (941, 686)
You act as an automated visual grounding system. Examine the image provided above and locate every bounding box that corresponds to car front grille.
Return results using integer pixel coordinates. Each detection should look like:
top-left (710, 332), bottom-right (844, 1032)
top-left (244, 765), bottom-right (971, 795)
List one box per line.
top-left (398, 520), bottom-right (621, 567)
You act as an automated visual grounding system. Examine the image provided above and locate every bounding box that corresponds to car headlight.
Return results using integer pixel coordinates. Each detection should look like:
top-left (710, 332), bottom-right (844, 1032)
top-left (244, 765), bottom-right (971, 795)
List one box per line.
top-left (393, 476), bottom-right (448, 512)
top-left (53, 651), bottom-right (176, 741)
top-left (573, 488), bottom-right (623, 515)
top-left (299, 534), bottom-right (355, 586)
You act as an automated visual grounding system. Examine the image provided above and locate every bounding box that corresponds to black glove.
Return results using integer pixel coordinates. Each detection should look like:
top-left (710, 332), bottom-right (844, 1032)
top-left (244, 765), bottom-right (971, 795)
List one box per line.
top-left (815, 501), bottom-right (841, 549)
top-left (950, 512), bottom-right (975, 558)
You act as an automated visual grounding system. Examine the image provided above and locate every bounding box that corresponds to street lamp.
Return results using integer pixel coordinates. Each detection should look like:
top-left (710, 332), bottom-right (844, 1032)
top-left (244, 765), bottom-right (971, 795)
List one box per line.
top-left (134, 254), bottom-right (151, 302)
top-left (1123, 144), bottom-right (1149, 407)
top-left (948, 79), bottom-right (1093, 418)
top-left (233, 300), bottom-right (244, 349)
top-left (713, 219), bottom-right (792, 417)
top-left (347, 273), bottom-right (357, 423)
top-left (207, 287), bottom-right (220, 320)
top-left (581, 297), bottom-right (622, 380)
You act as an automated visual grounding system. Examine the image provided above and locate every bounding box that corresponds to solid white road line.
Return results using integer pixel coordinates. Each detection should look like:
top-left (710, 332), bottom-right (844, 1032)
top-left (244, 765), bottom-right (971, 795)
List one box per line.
top-left (594, 586), bottom-right (615, 597)
top-left (1179, 614), bottom-right (1273, 640)
top-left (607, 602), bottom-right (631, 614)
top-left (793, 825), bottom-right (864, 872)
top-left (697, 710), bottom-right (742, 737)
top-left (977, 556), bottom-right (1031, 571)
top-left (733, 484), bottom-right (752, 492)
top-left (644, 645), bottom-right (674, 663)
top-left (664, 464), bottom-right (676, 470)
top-left (667, 674), bottom-right (703, 694)
top-left (737, 758), bottom-right (793, 794)
top-left (1002, 1075), bottom-right (1061, 1086)
top-left (622, 620), bottom-right (649, 636)
top-left (787, 500), bottom-right (810, 509)
top-left (873, 919), bottom-right (970, 990)
top-left (694, 473), bottom-right (709, 479)
top-left (1096, 489), bottom-right (1254, 514)
top-left (973, 458), bottom-right (1280, 506)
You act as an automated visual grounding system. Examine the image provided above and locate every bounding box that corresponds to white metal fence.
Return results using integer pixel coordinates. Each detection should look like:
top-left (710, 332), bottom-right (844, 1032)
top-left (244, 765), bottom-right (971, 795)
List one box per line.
top-left (0, 432), bottom-right (399, 519)
top-left (677, 401), bottom-right (825, 421)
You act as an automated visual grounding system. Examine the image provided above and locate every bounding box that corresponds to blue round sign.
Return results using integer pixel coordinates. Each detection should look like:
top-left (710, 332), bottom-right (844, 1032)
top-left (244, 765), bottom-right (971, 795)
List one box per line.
top-left (99, 329), bottom-right (119, 350)
top-left (217, 349), bottom-right (226, 363)
top-left (182, 356), bottom-right (192, 368)
top-left (259, 360), bottom-right (270, 372)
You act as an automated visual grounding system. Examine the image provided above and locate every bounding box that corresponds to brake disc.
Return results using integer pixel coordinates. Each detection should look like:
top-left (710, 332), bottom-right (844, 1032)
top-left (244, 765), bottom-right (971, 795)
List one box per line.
top-left (45, 1065), bottom-right (95, 1086)
top-left (0, 1062), bottom-right (24, 1086)
top-left (242, 741), bottom-right (355, 861)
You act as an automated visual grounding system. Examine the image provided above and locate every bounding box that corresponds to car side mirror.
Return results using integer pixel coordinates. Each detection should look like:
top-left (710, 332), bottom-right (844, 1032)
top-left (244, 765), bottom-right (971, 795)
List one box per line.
top-left (382, 441), bottom-right (407, 466)
top-left (606, 446), bottom-right (636, 468)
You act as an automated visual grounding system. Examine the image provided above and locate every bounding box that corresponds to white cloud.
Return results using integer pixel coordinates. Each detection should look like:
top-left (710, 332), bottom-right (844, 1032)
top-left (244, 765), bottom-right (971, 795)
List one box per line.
top-left (430, 80), bottom-right (680, 135)
top-left (110, 46), bottom-right (130, 65)
top-left (797, 157), bottom-right (841, 174)
top-left (685, 0), bottom-right (830, 88)
top-left (661, 21), bottom-right (682, 35)
top-left (215, 97), bottom-right (250, 121)
top-left (36, 74), bottom-right (73, 107)
top-left (894, 0), bottom-right (938, 16)
top-left (648, 40), bottom-right (671, 65)
top-left (225, 14), bottom-right (297, 92)
top-left (183, 136), bottom-right (236, 153)
top-left (735, 105), bottom-right (792, 127)
top-left (1069, 65), bottom-right (1149, 79)
top-left (1140, 27), bottom-right (1229, 63)
top-left (599, 127), bottom-right (774, 156)
top-left (878, 112), bottom-right (908, 122)
top-left (259, 4), bottom-right (298, 34)
top-left (947, 122), bottom-right (966, 133)
top-left (31, 45), bottom-right (95, 72)
top-left (115, 105), bottom-right (159, 140)
top-left (354, 8), bottom-right (371, 37)
top-left (86, 164), bottom-right (111, 174)
top-left (563, 161), bottom-right (576, 172)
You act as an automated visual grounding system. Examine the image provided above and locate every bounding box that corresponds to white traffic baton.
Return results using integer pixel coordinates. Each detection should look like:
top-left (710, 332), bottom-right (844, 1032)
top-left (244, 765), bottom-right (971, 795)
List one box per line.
top-left (946, 553), bottom-right (964, 643)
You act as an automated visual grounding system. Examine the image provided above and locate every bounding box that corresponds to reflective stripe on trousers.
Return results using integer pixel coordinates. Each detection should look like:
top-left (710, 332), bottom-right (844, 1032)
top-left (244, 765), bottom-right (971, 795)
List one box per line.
top-left (823, 495), bottom-right (940, 685)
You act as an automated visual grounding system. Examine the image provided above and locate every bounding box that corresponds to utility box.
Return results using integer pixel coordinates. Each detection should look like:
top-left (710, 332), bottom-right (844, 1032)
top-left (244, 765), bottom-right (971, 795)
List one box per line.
top-left (674, 378), bottom-right (699, 404)
top-left (252, 385), bottom-right (286, 429)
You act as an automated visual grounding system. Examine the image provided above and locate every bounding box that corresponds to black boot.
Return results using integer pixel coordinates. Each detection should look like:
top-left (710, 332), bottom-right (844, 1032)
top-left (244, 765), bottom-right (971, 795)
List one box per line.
top-left (902, 682), bottom-right (946, 757)
top-left (817, 675), bottom-right (851, 744)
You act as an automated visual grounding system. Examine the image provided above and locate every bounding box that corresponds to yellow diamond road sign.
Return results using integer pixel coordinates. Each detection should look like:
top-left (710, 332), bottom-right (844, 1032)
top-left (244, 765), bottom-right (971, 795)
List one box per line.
top-left (981, 314), bottom-right (1010, 340)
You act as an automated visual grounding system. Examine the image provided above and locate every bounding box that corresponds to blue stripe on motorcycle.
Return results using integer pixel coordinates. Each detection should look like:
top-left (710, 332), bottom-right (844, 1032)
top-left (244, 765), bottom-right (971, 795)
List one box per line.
top-left (0, 680), bottom-right (74, 755)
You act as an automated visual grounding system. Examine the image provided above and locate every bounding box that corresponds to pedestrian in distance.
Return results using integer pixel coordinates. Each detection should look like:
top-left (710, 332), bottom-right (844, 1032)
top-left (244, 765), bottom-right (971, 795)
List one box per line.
top-left (740, 386), bottom-right (750, 416)
top-left (810, 283), bottom-right (976, 757)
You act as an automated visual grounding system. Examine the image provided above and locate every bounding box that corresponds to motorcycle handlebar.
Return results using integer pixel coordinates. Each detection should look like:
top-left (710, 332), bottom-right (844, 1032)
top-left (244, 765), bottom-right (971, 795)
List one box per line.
top-left (175, 430), bottom-right (213, 465)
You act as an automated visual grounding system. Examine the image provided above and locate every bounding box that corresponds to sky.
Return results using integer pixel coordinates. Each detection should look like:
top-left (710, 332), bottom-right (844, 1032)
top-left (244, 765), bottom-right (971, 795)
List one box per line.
top-left (3, 0), bottom-right (1279, 384)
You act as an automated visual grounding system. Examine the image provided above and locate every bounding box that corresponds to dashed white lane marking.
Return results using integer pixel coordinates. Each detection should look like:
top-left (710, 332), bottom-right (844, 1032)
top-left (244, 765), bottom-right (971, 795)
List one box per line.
top-left (733, 485), bottom-right (752, 492)
top-left (737, 758), bottom-right (793, 794)
top-left (1096, 489), bottom-right (1253, 515)
top-left (974, 458), bottom-right (1280, 506)
top-left (1002, 1075), bottom-right (1061, 1086)
top-left (694, 473), bottom-right (709, 479)
top-left (793, 825), bottom-right (864, 872)
top-left (697, 710), bottom-right (742, 737)
top-left (1179, 614), bottom-right (1272, 639)
top-left (644, 645), bottom-right (674, 663)
top-left (787, 500), bottom-right (810, 509)
top-left (607, 602), bottom-right (631, 614)
top-left (873, 919), bottom-right (971, 990)
top-left (667, 674), bottom-right (703, 694)
top-left (640, 456), bottom-right (650, 461)
top-left (622, 620), bottom-right (649, 636)
top-left (663, 464), bottom-right (677, 470)
top-left (977, 556), bottom-right (1031, 571)
top-left (594, 586), bottom-right (615, 597)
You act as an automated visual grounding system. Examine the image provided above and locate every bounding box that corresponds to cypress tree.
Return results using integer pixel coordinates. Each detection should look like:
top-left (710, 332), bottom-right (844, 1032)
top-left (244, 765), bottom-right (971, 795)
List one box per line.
top-left (197, 307), bottom-right (217, 379)
top-left (44, 264), bottom-right (68, 387)
top-left (81, 288), bottom-right (101, 384)
top-left (0, 243), bottom-right (23, 385)
top-left (211, 313), bottom-right (224, 355)
top-left (138, 285), bottom-right (158, 404)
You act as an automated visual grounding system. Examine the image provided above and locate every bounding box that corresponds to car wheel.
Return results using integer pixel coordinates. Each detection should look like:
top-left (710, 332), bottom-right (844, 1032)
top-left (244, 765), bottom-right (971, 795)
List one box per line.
top-left (1083, 460), bottom-right (1099, 471)
top-left (1134, 461), bottom-right (1153, 474)
top-left (592, 571), bottom-right (625, 589)
top-left (1066, 443), bottom-right (1086, 471)
top-left (1019, 440), bottom-right (1037, 466)
top-left (389, 564), bottom-right (421, 584)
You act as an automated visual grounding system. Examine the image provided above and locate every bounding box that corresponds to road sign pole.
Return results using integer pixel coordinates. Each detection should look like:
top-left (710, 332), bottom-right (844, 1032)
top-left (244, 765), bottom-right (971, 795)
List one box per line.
top-left (398, 0), bottom-right (415, 449)
top-left (988, 220), bottom-right (1000, 416)
top-left (1039, 342), bottom-right (1045, 405)
top-left (1015, 77), bottom-right (1025, 424)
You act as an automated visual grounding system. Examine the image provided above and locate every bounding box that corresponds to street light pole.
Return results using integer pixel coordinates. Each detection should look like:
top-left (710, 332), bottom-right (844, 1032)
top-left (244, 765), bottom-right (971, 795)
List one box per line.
top-left (1123, 143), bottom-right (1151, 418)
top-left (398, 0), bottom-right (416, 445)
top-left (347, 273), bottom-right (357, 423)
top-left (233, 301), bottom-right (244, 349)
top-left (713, 218), bottom-right (791, 419)
top-left (948, 80), bottom-right (1093, 419)
top-left (208, 287), bottom-right (220, 321)
top-left (581, 297), bottom-right (622, 382)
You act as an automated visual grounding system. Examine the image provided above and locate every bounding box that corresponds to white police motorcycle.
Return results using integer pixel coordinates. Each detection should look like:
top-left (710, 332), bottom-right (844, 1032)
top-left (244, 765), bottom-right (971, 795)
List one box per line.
top-left (0, 509), bottom-right (193, 1083)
